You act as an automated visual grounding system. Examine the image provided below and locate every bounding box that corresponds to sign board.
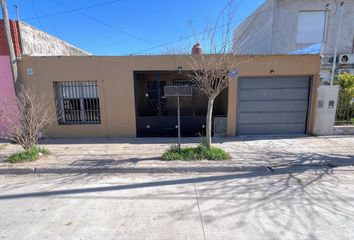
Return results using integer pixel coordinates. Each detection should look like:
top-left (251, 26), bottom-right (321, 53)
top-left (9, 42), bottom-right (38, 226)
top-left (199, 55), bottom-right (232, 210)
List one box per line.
top-left (230, 69), bottom-right (238, 78)
top-left (164, 86), bottom-right (192, 97)
top-left (164, 85), bottom-right (193, 150)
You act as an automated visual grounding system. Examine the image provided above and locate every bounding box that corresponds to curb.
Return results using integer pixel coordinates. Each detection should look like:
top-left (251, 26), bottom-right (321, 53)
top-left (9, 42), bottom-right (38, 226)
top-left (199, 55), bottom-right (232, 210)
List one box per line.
top-left (0, 166), bottom-right (248, 175)
top-left (0, 163), bottom-right (346, 175)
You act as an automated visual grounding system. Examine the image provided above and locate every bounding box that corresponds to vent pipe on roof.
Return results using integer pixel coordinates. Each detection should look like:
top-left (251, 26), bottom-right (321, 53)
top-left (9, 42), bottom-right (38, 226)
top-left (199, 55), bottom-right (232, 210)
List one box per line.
top-left (191, 43), bottom-right (203, 54)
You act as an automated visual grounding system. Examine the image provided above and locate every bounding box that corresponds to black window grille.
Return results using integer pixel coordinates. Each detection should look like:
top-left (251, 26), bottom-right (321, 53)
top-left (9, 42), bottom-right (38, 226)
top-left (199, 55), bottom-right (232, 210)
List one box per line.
top-left (146, 81), bottom-right (166, 116)
top-left (53, 81), bottom-right (101, 125)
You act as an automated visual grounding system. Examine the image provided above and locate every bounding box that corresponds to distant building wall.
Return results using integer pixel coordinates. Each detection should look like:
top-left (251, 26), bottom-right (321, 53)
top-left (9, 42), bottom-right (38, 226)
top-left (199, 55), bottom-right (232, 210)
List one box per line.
top-left (0, 19), bottom-right (89, 98)
top-left (0, 20), bottom-right (89, 137)
top-left (233, 0), bottom-right (275, 55)
top-left (19, 22), bottom-right (89, 56)
top-left (233, 0), bottom-right (354, 56)
top-left (272, 0), bottom-right (354, 56)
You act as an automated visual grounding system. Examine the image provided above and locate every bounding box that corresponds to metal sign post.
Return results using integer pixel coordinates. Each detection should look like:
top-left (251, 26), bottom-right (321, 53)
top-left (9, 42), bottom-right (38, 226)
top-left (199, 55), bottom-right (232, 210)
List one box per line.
top-left (176, 95), bottom-right (181, 149)
top-left (164, 86), bottom-right (192, 150)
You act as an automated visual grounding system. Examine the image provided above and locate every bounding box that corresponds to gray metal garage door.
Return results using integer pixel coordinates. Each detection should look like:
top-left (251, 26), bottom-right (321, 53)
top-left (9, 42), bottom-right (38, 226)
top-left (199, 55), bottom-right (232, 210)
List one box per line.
top-left (237, 77), bottom-right (310, 135)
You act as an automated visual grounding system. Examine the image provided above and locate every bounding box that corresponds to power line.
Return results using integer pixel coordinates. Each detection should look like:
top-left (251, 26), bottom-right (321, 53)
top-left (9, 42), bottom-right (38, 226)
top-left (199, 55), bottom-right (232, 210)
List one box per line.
top-left (27, 0), bottom-right (62, 38)
top-left (52, 0), bottom-right (158, 46)
top-left (132, 0), bottom-right (299, 55)
top-left (22, 0), bottom-right (123, 21)
top-left (31, 0), bottom-right (46, 31)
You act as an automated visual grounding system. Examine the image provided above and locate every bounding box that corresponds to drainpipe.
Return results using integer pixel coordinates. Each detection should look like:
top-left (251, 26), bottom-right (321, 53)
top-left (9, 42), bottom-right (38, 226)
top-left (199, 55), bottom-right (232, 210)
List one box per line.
top-left (330, 1), bottom-right (345, 86)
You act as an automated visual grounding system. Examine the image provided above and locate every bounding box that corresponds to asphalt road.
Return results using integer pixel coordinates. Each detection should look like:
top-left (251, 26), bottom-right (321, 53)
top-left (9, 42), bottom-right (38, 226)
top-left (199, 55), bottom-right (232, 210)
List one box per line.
top-left (1, 167), bottom-right (354, 240)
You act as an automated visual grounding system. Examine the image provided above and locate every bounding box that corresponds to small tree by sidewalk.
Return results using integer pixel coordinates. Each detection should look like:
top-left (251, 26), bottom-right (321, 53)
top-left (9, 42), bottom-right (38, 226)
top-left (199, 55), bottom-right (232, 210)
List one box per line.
top-left (162, 1), bottom-right (249, 160)
top-left (184, 54), bottom-right (240, 148)
top-left (184, 0), bottom-right (247, 148)
top-left (335, 73), bottom-right (354, 125)
top-left (0, 87), bottom-right (55, 161)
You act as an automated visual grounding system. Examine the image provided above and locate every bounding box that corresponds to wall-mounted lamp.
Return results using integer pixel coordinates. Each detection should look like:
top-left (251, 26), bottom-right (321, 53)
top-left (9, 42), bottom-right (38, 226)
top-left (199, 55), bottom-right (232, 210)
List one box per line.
top-left (178, 66), bottom-right (182, 73)
top-left (270, 69), bottom-right (275, 75)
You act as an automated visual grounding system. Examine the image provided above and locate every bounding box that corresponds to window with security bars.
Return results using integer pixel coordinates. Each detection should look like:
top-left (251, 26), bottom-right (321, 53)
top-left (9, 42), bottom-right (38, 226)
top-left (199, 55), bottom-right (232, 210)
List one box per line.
top-left (53, 81), bottom-right (101, 125)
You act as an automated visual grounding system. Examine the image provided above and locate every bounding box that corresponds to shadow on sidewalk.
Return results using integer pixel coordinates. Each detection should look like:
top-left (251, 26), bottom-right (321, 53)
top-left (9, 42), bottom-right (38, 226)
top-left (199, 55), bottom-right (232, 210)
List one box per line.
top-left (38, 135), bottom-right (312, 145)
top-left (69, 156), bottom-right (160, 167)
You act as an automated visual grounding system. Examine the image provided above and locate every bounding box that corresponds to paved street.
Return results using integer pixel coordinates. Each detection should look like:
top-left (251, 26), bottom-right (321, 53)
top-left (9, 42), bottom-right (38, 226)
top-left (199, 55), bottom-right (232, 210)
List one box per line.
top-left (1, 167), bottom-right (354, 240)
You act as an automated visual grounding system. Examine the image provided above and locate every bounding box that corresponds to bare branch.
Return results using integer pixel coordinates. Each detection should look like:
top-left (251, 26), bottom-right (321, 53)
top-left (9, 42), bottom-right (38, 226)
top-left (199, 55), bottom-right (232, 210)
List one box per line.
top-left (181, 0), bottom-right (251, 148)
top-left (0, 86), bottom-right (56, 150)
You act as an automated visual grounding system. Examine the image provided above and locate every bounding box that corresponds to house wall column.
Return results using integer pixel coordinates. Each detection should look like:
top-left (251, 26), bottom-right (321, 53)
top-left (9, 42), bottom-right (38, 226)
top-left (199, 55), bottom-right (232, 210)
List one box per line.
top-left (226, 76), bottom-right (237, 136)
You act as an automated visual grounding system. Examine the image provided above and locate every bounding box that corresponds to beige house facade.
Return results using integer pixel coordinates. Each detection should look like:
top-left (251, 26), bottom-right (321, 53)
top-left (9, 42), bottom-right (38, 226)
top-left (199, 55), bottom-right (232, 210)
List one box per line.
top-left (18, 54), bottom-right (320, 138)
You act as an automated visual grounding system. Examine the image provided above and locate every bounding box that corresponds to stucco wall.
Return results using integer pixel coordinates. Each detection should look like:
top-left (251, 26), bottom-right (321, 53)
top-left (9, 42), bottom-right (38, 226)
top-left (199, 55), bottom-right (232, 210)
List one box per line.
top-left (313, 85), bottom-right (340, 135)
top-left (18, 54), bottom-right (320, 138)
top-left (233, 0), bottom-right (354, 56)
top-left (334, 126), bottom-right (354, 135)
top-left (19, 22), bottom-right (89, 56)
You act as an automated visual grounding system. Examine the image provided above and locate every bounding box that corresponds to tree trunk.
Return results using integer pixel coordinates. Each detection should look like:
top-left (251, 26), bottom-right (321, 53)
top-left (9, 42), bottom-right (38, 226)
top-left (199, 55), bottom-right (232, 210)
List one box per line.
top-left (205, 94), bottom-right (217, 148)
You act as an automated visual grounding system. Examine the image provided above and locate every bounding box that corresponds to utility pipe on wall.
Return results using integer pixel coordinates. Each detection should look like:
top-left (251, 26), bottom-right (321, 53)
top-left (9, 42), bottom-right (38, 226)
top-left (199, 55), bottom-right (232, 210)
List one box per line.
top-left (330, 1), bottom-right (345, 86)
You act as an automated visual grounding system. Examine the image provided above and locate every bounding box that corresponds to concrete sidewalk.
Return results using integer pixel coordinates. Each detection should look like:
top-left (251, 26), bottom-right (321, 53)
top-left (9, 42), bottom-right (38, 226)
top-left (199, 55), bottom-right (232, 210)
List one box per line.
top-left (0, 136), bottom-right (353, 174)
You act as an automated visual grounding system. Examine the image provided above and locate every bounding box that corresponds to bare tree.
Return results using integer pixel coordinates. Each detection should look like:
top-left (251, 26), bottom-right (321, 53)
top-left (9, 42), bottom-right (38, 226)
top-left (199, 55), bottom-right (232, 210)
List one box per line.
top-left (184, 0), bottom-right (248, 148)
top-left (0, 87), bottom-right (56, 150)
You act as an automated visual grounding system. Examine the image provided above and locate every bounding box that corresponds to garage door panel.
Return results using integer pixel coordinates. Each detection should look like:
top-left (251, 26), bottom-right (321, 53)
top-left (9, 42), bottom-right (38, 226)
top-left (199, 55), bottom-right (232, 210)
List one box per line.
top-left (239, 112), bottom-right (307, 124)
top-left (237, 124), bottom-right (307, 135)
top-left (239, 88), bottom-right (309, 101)
top-left (239, 100), bottom-right (308, 112)
top-left (240, 77), bottom-right (309, 89)
top-left (237, 77), bottom-right (310, 135)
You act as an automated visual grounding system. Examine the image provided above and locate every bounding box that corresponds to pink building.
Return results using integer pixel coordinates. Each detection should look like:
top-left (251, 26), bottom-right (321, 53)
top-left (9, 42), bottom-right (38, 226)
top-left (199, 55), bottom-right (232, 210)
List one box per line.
top-left (0, 20), bottom-right (89, 97)
top-left (0, 20), bottom-right (88, 135)
top-left (0, 20), bottom-right (20, 98)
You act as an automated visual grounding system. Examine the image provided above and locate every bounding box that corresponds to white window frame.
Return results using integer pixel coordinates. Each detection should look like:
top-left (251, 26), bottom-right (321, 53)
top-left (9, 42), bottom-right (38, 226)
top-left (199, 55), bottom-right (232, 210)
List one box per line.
top-left (296, 10), bottom-right (326, 44)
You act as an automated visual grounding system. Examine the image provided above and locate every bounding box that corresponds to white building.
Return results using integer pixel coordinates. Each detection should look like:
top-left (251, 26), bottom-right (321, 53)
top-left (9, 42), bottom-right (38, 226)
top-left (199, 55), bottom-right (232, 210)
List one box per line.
top-left (233, 0), bottom-right (354, 84)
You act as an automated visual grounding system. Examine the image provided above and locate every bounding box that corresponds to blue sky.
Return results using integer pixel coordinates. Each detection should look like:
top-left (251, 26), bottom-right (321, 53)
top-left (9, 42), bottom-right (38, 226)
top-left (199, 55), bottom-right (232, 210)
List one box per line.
top-left (2, 0), bottom-right (264, 55)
